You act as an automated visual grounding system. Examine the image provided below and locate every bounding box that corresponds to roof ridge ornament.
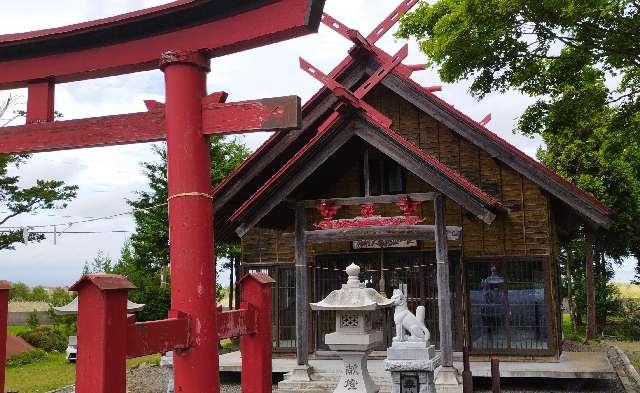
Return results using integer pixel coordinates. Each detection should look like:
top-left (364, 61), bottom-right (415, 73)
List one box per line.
top-left (299, 0), bottom-right (426, 134)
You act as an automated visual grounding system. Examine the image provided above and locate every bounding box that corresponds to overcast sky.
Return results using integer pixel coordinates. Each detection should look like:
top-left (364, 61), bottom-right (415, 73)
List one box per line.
top-left (0, 0), bottom-right (636, 286)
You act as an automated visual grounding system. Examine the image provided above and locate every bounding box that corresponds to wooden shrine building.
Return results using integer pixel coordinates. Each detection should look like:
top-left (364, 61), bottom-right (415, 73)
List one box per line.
top-left (212, 3), bottom-right (612, 362)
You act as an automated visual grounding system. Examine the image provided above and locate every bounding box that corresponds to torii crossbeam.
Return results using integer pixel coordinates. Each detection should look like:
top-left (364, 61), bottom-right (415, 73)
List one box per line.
top-left (0, 1), bottom-right (325, 393)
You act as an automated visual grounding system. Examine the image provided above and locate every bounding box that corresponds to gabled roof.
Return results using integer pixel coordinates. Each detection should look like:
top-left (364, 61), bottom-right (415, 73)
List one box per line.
top-left (212, 3), bottom-right (613, 239)
top-left (213, 56), bottom-right (612, 240)
top-left (370, 64), bottom-right (612, 228)
top-left (229, 111), bottom-right (504, 237)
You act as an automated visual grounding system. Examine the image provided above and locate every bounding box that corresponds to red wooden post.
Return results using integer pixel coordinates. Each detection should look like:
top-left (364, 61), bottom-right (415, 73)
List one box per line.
top-left (0, 280), bottom-right (10, 392)
top-left (239, 272), bottom-right (276, 393)
top-left (26, 79), bottom-right (55, 123)
top-left (160, 50), bottom-right (219, 393)
top-left (70, 274), bottom-right (135, 393)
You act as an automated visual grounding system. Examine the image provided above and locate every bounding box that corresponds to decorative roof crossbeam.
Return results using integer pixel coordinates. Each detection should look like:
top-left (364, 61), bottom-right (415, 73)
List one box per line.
top-left (320, 1), bottom-right (426, 80)
top-left (299, 0), bottom-right (436, 135)
top-left (314, 195), bottom-right (425, 230)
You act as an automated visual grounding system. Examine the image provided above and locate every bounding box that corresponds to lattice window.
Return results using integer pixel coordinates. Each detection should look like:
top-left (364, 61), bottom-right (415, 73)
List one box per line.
top-left (340, 314), bottom-right (360, 328)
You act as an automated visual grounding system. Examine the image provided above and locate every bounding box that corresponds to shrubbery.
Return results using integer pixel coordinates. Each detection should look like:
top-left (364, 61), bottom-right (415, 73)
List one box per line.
top-left (6, 349), bottom-right (47, 367)
top-left (8, 282), bottom-right (73, 304)
top-left (603, 298), bottom-right (640, 341)
top-left (17, 326), bottom-right (67, 352)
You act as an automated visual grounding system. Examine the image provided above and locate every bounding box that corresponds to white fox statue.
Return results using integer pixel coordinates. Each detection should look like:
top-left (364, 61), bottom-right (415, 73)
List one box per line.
top-left (390, 288), bottom-right (430, 343)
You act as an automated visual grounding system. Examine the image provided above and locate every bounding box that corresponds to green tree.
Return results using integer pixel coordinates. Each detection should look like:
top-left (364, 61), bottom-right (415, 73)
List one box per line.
top-left (82, 250), bottom-right (114, 274)
top-left (26, 311), bottom-right (40, 330)
top-left (8, 281), bottom-right (31, 301)
top-left (29, 285), bottom-right (49, 302)
top-left (0, 95), bottom-right (78, 249)
top-left (398, 1), bottom-right (640, 334)
top-left (120, 137), bottom-right (249, 320)
top-left (49, 287), bottom-right (73, 307)
top-left (397, 0), bottom-right (639, 259)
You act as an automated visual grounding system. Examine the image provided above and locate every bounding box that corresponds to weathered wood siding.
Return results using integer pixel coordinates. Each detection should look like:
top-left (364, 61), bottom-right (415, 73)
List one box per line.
top-left (372, 84), bottom-right (552, 257)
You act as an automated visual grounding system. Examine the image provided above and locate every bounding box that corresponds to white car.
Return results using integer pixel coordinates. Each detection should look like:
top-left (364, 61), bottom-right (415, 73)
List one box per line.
top-left (65, 336), bottom-right (77, 363)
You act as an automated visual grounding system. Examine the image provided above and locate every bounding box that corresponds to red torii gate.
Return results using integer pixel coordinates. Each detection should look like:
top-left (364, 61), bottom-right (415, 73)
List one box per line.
top-left (0, 1), bottom-right (325, 392)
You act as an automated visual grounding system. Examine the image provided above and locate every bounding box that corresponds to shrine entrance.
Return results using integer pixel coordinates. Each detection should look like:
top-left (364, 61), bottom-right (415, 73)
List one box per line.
top-left (313, 250), bottom-right (463, 354)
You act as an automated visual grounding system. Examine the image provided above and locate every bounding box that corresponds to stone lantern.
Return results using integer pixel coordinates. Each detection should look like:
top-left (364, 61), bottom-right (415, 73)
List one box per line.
top-left (310, 263), bottom-right (394, 393)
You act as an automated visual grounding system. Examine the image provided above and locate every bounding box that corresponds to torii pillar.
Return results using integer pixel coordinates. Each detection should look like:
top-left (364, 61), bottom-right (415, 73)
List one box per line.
top-left (160, 50), bottom-right (219, 392)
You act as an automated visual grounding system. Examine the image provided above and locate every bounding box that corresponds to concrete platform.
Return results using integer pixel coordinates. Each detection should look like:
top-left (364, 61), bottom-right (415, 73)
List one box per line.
top-left (219, 351), bottom-right (616, 380)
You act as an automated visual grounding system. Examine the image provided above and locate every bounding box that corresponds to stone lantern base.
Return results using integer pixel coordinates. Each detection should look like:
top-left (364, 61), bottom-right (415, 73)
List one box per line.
top-left (330, 350), bottom-right (379, 393)
top-left (385, 342), bottom-right (441, 393)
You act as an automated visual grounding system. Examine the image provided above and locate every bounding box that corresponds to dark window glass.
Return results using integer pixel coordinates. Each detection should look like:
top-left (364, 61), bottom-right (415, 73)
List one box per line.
top-left (277, 268), bottom-right (297, 348)
top-left (365, 156), bottom-right (405, 196)
top-left (384, 159), bottom-right (405, 194)
top-left (248, 267), bottom-right (296, 350)
top-left (466, 259), bottom-right (548, 353)
top-left (368, 158), bottom-right (383, 196)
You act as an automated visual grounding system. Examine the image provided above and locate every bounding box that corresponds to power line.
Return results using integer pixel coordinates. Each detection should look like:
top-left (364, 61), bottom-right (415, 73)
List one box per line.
top-left (0, 201), bottom-right (168, 230)
top-left (0, 230), bottom-right (130, 234)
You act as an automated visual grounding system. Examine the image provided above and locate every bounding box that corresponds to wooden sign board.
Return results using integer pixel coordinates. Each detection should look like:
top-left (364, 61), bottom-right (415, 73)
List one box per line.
top-left (352, 239), bottom-right (418, 249)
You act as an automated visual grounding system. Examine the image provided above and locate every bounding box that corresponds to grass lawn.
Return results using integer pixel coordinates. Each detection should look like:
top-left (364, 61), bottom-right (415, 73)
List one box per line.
top-left (4, 352), bottom-right (161, 393)
top-left (5, 352), bottom-right (74, 393)
top-left (562, 313), bottom-right (587, 342)
top-left (7, 325), bottom-right (31, 337)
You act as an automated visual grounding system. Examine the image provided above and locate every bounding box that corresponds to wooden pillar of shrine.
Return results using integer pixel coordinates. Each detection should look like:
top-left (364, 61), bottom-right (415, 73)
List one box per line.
top-left (161, 50), bottom-right (219, 393)
top-left (434, 194), bottom-right (461, 387)
top-left (585, 229), bottom-right (597, 340)
top-left (434, 194), bottom-right (453, 366)
top-left (294, 202), bottom-right (310, 369)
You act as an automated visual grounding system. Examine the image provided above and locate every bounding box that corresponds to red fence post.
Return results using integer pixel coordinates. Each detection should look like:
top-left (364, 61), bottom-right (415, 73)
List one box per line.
top-left (70, 274), bottom-right (135, 393)
top-left (239, 272), bottom-right (275, 393)
top-left (0, 280), bottom-right (10, 391)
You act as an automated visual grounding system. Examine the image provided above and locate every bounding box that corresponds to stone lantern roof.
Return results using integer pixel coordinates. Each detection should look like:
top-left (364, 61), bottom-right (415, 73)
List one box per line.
top-left (310, 264), bottom-right (394, 311)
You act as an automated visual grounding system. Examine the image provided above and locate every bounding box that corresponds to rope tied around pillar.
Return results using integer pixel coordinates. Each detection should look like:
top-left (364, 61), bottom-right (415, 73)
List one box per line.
top-left (167, 192), bottom-right (214, 201)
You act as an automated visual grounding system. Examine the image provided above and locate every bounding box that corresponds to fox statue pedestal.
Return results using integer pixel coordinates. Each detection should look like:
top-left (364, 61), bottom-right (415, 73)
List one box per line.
top-left (386, 342), bottom-right (440, 393)
top-left (385, 289), bottom-right (440, 393)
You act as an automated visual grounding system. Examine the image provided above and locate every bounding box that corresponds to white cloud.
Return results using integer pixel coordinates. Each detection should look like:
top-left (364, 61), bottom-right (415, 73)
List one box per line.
top-left (0, 0), bottom-right (634, 285)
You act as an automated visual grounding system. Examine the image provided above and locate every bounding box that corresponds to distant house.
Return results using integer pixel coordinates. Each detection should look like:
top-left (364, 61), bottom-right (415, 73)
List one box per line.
top-left (8, 301), bottom-right (50, 325)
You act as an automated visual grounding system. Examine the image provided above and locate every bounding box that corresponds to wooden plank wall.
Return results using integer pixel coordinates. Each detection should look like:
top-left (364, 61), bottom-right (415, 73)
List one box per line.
top-left (241, 84), bottom-right (553, 263)
top-left (366, 85), bottom-right (552, 258)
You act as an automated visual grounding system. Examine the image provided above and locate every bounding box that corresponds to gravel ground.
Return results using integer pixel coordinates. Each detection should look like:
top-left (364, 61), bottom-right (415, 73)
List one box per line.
top-left (51, 367), bottom-right (243, 393)
top-left (127, 367), bottom-right (245, 393)
top-left (563, 340), bottom-right (606, 352)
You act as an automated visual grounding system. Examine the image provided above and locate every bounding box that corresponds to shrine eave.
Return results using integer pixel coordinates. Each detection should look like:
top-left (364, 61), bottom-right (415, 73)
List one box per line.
top-left (229, 113), bottom-right (504, 237)
top-left (0, 0), bottom-right (326, 88)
